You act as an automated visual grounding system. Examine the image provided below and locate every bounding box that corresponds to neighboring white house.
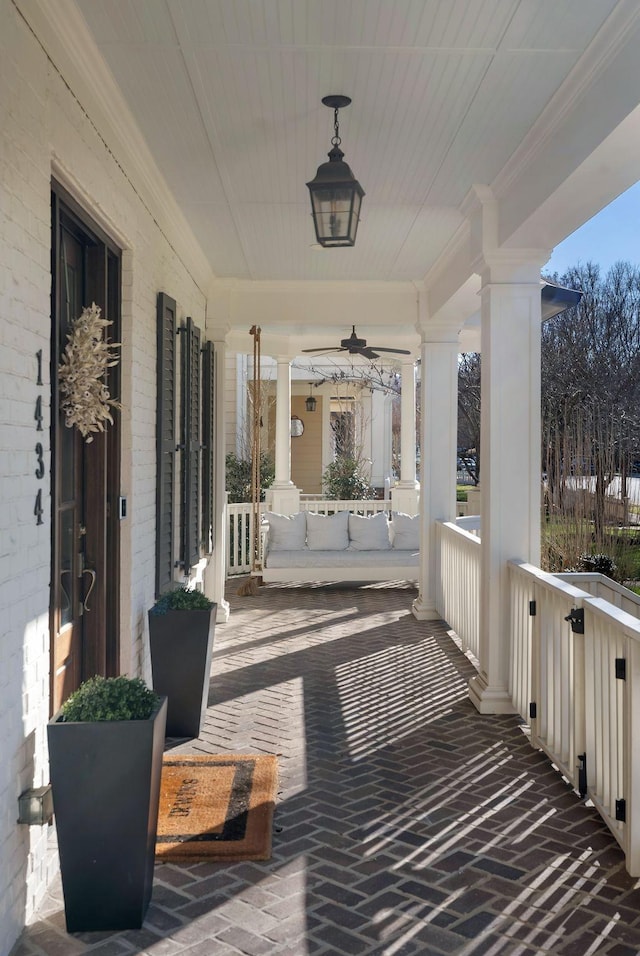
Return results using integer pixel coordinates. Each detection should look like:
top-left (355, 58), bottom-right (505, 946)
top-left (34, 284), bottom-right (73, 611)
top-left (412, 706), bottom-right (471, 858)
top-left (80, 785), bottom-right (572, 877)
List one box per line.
top-left (2, 1), bottom-right (640, 952)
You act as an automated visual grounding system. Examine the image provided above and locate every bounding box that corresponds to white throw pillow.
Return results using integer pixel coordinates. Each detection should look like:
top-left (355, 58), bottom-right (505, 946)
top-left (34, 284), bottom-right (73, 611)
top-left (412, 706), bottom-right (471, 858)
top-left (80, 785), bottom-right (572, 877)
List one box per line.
top-left (390, 512), bottom-right (420, 550)
top-left (348, 511), bottom-right (391, 550)
top-left (306, 510), bottom-right (350, 550)
top-left (264, 511), bottom-right (307, 551)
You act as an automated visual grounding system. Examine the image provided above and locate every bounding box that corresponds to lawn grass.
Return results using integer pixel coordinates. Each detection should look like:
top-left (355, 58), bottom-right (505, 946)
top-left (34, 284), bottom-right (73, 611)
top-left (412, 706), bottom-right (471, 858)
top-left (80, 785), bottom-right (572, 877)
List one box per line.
top-left (542, 514), bottom-right (640, 582)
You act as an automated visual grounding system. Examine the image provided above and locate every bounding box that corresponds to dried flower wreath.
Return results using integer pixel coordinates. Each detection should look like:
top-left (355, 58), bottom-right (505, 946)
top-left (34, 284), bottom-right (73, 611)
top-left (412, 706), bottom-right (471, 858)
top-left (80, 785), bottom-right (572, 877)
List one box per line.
top-left (58, 303), bottom-right (121, 442)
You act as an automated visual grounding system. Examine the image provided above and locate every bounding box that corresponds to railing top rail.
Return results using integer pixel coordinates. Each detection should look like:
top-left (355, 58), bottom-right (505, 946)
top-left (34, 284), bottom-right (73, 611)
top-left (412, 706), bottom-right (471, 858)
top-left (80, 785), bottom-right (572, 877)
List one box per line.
top-left (558, 572), bottom-right (640, 605)
top-left (454, 515), bottom-right (481, 531)
top-left (508, 560), bottom-right (593, 603)
top-left (298, 499), bottom-right (392, 513)
top-left (584, 594), bottom-right (640, 639)
top-left (438, 519), bottom-right (481, 544)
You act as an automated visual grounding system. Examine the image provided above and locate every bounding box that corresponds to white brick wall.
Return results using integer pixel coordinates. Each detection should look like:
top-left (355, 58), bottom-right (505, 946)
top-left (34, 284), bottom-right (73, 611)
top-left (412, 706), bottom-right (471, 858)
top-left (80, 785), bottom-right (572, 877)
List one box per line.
top-left (0, 3), bottom-right (217, 951)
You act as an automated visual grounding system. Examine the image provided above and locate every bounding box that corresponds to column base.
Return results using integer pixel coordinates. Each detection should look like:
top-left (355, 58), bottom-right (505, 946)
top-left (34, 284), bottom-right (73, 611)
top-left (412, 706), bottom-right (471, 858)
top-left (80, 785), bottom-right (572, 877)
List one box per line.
top-left (411, 595), bottom-right (440, 620)
top-left (266, 485), bottom-right (300, 515)
top-left (468, 674), bottom-right (517, 715)
top-left (215, 598), bottom-right (231, 623)
top-left (391, 485), bottom-right (419, 516)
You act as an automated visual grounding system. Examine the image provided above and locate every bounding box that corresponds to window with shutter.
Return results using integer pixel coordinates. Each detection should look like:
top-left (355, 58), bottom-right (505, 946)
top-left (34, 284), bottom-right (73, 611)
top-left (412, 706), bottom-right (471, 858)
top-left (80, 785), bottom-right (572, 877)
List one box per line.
top-left (202, 340), bottom-right (215, 554)
top-left (156, 292), bottom-right (176, 596)
top-left (181, 316), bottom-right (201, 570)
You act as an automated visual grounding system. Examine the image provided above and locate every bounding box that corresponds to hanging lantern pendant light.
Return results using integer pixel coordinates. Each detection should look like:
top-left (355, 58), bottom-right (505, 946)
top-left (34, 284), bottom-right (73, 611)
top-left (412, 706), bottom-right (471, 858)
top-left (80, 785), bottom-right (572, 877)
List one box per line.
top-left (306, 95), bottom-right (365, 248)
top-left (305, 383), bottom-right (317, 412)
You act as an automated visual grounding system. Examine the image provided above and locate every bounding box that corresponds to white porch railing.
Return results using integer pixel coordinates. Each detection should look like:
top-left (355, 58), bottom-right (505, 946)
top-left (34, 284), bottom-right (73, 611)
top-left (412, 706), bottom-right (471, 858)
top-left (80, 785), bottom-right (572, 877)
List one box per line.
top-left (226, 502), bottom-right (264, 576)
top-left (508, 562), bottom-right (588, 790)
top-left (582, 598), bottom-right (640, 874)
top-left (299, 498), bottom-right (391, 516)
top-left (438, 519), bottom-right (640, 875)
top-left (436, 519), bottom-right (480, 662)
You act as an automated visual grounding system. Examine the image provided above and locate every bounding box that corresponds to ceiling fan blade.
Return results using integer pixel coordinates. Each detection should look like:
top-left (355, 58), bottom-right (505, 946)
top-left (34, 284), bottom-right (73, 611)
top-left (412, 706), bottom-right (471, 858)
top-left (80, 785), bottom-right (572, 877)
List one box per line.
top-left (358, 347), bottom-right (380, 359)
top-left (367, 346), bottom-right (412, 355)
top-left (301, 347), bottom-right (346, 354)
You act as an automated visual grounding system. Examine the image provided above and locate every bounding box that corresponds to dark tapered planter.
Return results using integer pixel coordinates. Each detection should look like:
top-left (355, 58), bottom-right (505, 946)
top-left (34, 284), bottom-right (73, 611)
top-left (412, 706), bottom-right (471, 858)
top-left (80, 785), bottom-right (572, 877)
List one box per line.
top-left (148, 605), bottom-right (216, 738)
top-left (47, 696), bottom-right (167, 933)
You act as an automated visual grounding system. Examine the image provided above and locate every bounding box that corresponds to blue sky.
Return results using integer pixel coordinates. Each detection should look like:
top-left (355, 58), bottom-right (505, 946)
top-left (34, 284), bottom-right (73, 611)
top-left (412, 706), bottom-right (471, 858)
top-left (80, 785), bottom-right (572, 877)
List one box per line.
top-left (543, 180), bottom-right (640, 277)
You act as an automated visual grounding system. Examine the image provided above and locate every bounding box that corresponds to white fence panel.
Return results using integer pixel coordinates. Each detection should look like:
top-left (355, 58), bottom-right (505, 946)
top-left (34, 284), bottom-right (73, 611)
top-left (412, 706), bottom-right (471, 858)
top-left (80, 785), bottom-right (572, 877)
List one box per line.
top-left (508, 565), bottom-right (640, 875)
top-left (508, 562), bottom-right (590, 791)
top-left (436, 521), bottom-right (480, 662)
top-left (583, 598), bottom-right (640, 875)
top-left (508, 562), bottom-right (536, 723)
top-left (226, 503), bottom-right (263, 575)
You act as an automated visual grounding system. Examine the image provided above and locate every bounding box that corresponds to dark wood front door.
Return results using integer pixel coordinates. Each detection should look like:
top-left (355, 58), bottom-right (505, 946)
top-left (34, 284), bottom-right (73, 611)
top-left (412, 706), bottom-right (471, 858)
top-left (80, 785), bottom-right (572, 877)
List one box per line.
top-left (50, 188), bottom-right (121, 713)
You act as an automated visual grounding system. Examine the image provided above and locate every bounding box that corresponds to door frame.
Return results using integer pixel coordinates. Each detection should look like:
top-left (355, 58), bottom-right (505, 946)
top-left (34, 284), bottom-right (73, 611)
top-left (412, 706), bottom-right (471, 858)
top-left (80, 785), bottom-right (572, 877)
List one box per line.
top-left (50, 182), bottom-right (122, 712)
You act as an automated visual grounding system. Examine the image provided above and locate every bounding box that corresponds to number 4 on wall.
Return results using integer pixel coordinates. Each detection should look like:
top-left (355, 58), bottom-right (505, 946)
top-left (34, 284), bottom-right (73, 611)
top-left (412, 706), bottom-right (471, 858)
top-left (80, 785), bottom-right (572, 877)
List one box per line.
top-left (34, 489), bottom-right (43, 526)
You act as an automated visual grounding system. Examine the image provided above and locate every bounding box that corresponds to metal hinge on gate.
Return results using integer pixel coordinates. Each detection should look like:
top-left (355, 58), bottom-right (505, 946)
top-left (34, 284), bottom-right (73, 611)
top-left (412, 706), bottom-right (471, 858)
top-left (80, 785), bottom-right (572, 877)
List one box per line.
top-left (615, 658), bottom-right (627, 681)
top-left (577, 753), bottom-right (587, 799)
top-left (529, 702), bottom-right (537, 720)
top-left (564, 607), bottom-right (584, 634)
top-left (529, 600), bottom-right (536, 617)
top-left (616, 799), bottom-right (626, 822)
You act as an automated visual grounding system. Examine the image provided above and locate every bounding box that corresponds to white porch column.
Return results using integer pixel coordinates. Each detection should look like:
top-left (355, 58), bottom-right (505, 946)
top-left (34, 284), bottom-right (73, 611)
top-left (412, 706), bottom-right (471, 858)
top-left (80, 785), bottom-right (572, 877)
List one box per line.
top-left (268, 356), bottom-right (300, 514)
top-left (204, 335), bottom-right (230, 622)
top-left (469, 257), bottom-right (546, 713)
top-left (392, 359), bottom-right (419, 515)
top-left (412, 328), bottom-right (459, 620)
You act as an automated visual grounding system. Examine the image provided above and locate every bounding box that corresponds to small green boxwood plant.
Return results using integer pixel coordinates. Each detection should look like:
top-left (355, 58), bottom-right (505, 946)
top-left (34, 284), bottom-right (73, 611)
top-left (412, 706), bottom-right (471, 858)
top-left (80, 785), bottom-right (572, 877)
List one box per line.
top-left (60, 676), bottom-right (160, 722)
top-left (150, 586), bottom-right (214, 615)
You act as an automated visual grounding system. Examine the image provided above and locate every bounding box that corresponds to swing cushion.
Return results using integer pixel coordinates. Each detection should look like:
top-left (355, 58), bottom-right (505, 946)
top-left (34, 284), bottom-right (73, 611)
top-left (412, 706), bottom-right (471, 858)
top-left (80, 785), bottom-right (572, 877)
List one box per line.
top-left (348, 511), bottom-right (391, 550)
top-left (306, 510), bottom-right (350, 550)
top-left (264, 511), bottom-right (307, 551)
top-left (390, 512), bottom-right (420, 550)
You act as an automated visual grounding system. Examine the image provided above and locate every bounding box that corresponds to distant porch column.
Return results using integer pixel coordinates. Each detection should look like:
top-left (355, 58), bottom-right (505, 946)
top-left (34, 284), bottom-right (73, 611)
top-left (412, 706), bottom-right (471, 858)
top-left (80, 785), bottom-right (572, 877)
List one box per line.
top-left (412, 327), bottom-right (459, 620)
top-left (268, 356), bottom-right (300, 515)
top-left (392, 359), bottom-right (419, 515)
top-left (469, 256), bottom-right (546, 714)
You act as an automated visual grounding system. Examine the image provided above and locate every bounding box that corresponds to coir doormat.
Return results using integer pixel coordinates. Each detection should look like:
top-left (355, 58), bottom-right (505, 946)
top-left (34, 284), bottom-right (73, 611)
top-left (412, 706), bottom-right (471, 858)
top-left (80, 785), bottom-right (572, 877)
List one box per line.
top-left (155, 754), bottom-right (278, 863)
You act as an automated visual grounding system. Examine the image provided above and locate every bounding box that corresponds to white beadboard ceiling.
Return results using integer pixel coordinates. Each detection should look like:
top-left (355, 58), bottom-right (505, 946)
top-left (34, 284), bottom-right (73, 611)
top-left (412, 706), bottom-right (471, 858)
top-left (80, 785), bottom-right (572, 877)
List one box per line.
top-left (74, 0), bottom-right (620, 284)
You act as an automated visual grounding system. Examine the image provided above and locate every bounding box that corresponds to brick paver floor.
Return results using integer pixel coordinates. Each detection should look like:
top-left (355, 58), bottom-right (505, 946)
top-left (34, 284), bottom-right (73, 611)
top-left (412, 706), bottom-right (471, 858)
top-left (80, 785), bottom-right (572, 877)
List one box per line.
top-left (12, 579), bottom-right (640, 955)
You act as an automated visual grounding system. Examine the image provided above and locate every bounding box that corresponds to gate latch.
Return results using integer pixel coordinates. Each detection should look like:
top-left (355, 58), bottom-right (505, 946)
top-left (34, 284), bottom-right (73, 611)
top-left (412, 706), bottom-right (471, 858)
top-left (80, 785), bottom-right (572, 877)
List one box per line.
top-left (564, 607), bottom-right (584, 634)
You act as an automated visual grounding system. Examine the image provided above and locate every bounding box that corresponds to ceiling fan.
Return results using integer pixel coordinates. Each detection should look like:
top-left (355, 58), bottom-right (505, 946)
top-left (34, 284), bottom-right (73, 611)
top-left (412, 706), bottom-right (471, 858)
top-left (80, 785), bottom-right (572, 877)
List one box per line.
top-left (302, 326), bottom-right (411, 360)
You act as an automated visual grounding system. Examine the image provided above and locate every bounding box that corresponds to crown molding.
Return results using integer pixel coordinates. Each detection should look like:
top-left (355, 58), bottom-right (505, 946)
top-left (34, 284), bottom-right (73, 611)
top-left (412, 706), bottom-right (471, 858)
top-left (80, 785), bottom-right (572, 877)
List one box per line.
top-left (15, 0), bottom-right (212, 290)
top-left (492, 0), bottom-right (640, 201)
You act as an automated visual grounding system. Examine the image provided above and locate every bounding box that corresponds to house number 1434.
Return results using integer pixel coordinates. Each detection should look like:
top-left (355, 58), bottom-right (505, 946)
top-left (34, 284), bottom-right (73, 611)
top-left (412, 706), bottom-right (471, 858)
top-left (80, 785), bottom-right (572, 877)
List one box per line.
top-left (34, 350), bottom-right (44, 525)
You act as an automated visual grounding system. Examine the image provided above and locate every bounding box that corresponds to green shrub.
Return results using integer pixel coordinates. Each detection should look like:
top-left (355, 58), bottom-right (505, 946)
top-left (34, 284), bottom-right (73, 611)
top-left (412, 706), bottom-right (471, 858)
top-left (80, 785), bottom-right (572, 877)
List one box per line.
top-left (577, 552), bottom-right (617, 577)
top-left (322, 457), bottom-right (375, 500)
top-left (60, 676), bottom-right (160, 722)
top-left (150, 586), bottom-right (214, 615)
top-left (225, 453), bottom-right (275, 503)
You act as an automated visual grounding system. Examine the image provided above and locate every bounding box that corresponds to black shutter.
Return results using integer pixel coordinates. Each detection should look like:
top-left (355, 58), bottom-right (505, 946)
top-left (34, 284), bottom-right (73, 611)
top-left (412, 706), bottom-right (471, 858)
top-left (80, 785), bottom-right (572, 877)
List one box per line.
top-left (201, 340), bottom-right (215, 554)
top-left (156, 292), bottom-right (176, 596)
top-left (181, 316), bottom-right (201, 570)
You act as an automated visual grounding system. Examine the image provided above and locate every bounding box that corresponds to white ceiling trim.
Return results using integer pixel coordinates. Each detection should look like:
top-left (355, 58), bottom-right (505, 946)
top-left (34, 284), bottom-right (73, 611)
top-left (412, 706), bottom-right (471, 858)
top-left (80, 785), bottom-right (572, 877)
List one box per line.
top-left (493, 0), bottom-right (640, 208)
top-left (15, 0), bottom-right (212, 290)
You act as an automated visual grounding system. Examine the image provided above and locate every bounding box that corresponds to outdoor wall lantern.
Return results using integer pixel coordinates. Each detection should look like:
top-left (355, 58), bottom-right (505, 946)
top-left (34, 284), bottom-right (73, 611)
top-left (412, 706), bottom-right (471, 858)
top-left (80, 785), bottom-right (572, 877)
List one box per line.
top-left (305, 384), bottom-right (317, 412)
top-left (291, 415), bottom-right (304, 437)
top-left (306, 95), bottom-right (365, 247)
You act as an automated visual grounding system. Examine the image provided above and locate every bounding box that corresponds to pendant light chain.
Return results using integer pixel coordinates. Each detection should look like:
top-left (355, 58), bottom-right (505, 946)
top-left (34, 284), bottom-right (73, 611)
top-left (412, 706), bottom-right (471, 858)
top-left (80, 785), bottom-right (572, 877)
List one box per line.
top-left (331, 107), bottom-right (342, 147)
